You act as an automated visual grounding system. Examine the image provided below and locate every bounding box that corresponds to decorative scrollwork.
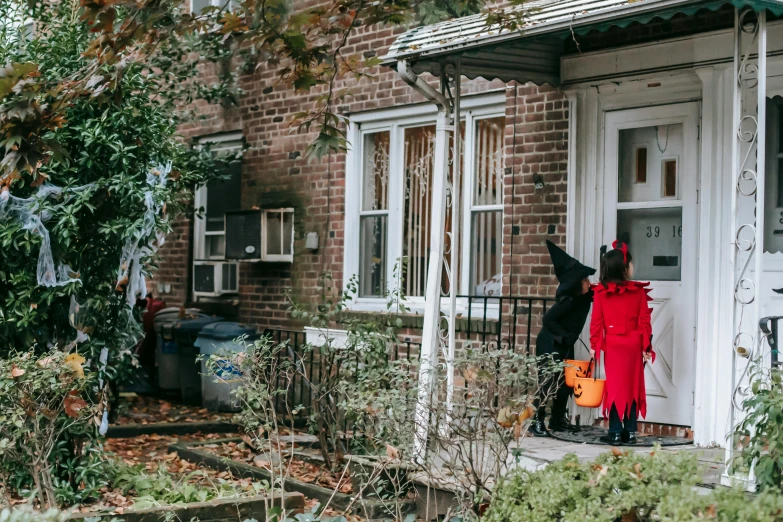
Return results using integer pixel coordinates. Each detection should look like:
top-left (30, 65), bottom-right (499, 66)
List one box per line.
top-left (737, 115), bottom-right (758, 143)
top-left (736, 169), bottom-right (758, 196)
top-left (734, 277), bottom-right (756, 305)
top-left (734, 223), bottom-right (756, 251)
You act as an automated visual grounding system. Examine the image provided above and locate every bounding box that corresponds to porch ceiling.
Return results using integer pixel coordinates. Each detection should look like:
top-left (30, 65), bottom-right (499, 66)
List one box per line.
top-left (381, 0), bottom-right (783, 86)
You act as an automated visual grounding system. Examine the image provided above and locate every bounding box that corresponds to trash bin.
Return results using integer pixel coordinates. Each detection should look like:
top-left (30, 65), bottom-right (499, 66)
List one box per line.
top-left (173, 315), bottom-right (223, 405)
top-left (154, 307), bottom-right (203, 393)
top-left (196, 322), bottom-right (258, 412)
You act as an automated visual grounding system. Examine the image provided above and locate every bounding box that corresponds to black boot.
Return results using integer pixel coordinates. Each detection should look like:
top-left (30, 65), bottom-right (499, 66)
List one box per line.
top-left (529, 408), bottom-right (549, 437)
top-left (548, 416), bottom-right (580, 433)
top-left (622, 431), bottom-right (637, 445)
top-left (600, 432), bottom-right (622, 446)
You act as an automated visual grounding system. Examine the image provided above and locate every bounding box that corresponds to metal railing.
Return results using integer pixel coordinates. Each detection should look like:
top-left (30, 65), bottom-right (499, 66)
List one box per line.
top-left (455, 295), bottom-right (555, 353)
top-left (262, 295), bottom-right (553, 422)
top-left (760, 316), bottom-right (783, 367)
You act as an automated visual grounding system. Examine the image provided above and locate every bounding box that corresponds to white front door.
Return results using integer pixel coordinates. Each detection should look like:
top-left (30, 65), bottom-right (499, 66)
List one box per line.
top-left (603, 102), bottom-right (699, 427)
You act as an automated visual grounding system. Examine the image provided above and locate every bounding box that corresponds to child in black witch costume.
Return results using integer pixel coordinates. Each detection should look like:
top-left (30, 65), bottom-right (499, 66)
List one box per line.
top-left (530, 240), bottom-right (596, 437)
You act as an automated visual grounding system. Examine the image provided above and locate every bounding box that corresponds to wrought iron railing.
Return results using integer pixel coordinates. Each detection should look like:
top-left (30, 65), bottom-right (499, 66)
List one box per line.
top-left (262, 295), bottom-right (553, 422)
top-left (760, 316), bottom-right (783, 368)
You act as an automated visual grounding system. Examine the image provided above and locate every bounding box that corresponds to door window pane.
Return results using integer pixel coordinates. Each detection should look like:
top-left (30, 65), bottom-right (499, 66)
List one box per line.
top-left (359, 216), bottom-right (387, 297)
top-left (619, 124), bottom-right (683, 203)
top-left (764, 97), bottom-right (783, 254)
top-left (617, 207), bottom-right (682, 281)
top-left (362, 132), bottom-right (390, 211)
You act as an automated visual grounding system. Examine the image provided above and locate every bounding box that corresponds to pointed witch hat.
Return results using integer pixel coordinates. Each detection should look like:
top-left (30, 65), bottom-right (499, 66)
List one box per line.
top-left (546, 240), bottom-right (596, 296)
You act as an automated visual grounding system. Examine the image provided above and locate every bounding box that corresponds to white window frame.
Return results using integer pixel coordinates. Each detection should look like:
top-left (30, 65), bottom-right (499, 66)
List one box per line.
top-left (344, 93), bottom-right (506, 313)
top-left (193, 132), bottom-right (243, 262)
top-left (262, 208), bottom-right (295, 262)
top-left (190, 0), bottom-right (233, 13)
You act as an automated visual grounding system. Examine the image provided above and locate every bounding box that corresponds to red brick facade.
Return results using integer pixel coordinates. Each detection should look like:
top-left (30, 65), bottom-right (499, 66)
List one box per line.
top-left (152, 19), bottom-right (569, 330)
top-left (154, 5), bottom-right (734, 331)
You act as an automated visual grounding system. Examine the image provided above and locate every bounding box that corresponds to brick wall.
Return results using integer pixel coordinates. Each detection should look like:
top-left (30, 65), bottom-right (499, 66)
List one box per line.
top-left (154, 3), bottom-right (732, 332)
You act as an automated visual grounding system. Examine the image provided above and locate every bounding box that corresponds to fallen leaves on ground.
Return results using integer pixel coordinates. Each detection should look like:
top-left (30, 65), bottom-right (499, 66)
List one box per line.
top-left (206, 439), bottom-right (353, 493)
top-left (113, 394), bottom-right (235, 425)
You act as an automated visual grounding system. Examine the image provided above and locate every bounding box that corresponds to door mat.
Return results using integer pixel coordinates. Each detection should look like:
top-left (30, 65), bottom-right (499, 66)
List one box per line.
top-left (549, 425), bottom-right (692, 447)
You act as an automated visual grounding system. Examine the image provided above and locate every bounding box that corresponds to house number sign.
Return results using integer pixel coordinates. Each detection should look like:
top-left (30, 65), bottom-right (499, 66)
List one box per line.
top-left (646, 225), bottom-right (683, 238)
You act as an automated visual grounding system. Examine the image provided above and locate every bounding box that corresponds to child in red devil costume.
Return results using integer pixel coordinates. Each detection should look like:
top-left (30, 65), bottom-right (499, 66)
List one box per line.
top-left (590, 240), bottom-right (655, 446)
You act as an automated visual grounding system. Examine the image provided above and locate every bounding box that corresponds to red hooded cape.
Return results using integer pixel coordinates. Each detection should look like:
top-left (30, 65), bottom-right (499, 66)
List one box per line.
top-left (589, 281), bottom-right (655, 419)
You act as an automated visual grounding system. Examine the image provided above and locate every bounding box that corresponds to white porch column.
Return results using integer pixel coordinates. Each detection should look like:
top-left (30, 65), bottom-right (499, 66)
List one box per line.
top-left (694, 65), bottom-right (736, 448)
top-left (396, 61), bottom-right (454, 461)
top-left (412, 107), bottom-right (453, 461)
top-left (723, 7), bottom-right (768, 489)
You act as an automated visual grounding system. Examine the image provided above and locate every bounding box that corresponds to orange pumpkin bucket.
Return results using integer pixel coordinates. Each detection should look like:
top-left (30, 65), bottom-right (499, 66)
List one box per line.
top-left (564, 359), bottom-right (593, 388)
top-left (573, 377), bottom-right (605, 408)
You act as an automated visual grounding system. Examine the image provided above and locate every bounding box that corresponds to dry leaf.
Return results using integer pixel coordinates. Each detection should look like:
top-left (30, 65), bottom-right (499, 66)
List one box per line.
top-left (64, 391), bottom-right (88, 419)
top-left (386, 444), bottom-right (400, 460)
top-left (37, 356), bottom-right (56, 368)
top-left (497, 407), bottom-right (515, 428)
top-left (10, 366), bottom-right (25, 378)
top-left (65, 353), bottom-right (86, 378)
top-left (513, 421), bottom-right (522, 441)
top-left (115, 275), bottom-right (129, 291)
top-left (518, 405), bottom-right (535, 423)
top-left (611, 447), bottom-right (623, 457)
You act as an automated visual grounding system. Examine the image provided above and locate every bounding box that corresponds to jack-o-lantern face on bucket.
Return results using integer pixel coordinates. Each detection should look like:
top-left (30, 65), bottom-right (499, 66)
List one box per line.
top-left (574, 383), bottom-right (583, 399)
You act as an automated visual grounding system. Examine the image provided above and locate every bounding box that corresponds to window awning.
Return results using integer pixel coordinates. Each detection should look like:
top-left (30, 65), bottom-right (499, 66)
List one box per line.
top-left (381, 0), bottom-right (783, 86)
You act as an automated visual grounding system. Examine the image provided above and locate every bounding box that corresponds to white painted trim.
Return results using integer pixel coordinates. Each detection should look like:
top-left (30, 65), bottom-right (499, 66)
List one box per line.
top-left (566, 93), bottom-right (578, 256)
top-left (568, 69), bottom-right (745, 444)
top-left (261, 208), bottom-right (295, 263)
top-left (562, 20), bottom-right (783, 86)
top-left (349, 92), bottom-right (505, 124)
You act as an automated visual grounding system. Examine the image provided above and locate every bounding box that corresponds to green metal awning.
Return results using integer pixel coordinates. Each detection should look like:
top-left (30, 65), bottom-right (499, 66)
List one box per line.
top-left (381, 0), bottom-right (783, 85)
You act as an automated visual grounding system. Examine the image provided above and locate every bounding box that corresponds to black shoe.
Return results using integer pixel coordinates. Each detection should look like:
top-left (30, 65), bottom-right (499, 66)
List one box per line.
top-left (622, 431), bottom-right (637, 445)
top-left (549, 416), bottom-right (580, 433)
top-left (600, 433), bottom-right (622, 446)
top-left (529, 409), bottom-right (549, 437)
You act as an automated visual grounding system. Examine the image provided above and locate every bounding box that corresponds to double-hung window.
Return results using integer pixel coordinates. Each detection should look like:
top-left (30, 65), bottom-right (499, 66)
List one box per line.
top-left (194, 133), bottom-right (243, 260)
top-left (346, 94), bottom-right (505, 308)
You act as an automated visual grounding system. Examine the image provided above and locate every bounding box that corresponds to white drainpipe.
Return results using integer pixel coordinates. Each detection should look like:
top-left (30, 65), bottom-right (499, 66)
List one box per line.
top-left (397, 60), bottom-right (454, 462)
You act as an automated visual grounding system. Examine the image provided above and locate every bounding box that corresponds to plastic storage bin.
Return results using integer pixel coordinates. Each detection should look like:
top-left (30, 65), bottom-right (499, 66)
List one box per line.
top-left (173, 315), bottom-right (223, 405)
top-left (153, 307), bottom-right (202, 393)
top-left (196, 322), bottom-right (258, 412)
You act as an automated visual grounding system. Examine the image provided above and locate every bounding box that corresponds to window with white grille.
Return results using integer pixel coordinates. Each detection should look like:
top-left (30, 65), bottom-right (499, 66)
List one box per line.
top-left (347, 96), bottom-right (505, 304)
top-left (194, 133), bottom-right (243, 261)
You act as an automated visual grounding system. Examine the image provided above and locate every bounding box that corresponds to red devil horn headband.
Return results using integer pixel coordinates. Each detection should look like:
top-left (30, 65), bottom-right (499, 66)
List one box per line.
top-left (612, 240), bottom-right (629, 264)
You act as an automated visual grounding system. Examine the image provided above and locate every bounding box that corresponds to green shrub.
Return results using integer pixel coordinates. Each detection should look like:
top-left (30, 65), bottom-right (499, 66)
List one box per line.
top-left (486, 448), bottom-right (700, 522)
top-left (0, 507), bottom-right (69, 522)
top-left (487, 448), bottom-right (783, 522)
top-left (732, 364), bottom-right (783, 491)
top-left (108, 460), bottom-right (257, 510)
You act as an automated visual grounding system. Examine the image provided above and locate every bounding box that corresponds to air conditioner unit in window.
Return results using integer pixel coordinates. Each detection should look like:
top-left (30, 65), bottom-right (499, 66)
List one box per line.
top-left (225, 210), bottom-right (262, 261)
top-left (193, 261), bottom-right (239, 297)
top-left (225, 208), bottom-right (295, 263)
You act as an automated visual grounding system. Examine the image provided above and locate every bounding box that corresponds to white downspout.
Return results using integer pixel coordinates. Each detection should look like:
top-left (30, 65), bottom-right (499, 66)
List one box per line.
top-left (398, 60), bottom-right (454, 462)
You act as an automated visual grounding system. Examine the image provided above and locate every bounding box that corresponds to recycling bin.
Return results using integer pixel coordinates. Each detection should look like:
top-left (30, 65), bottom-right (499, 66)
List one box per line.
top-left (196, 322), bottom-right (258, 412)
